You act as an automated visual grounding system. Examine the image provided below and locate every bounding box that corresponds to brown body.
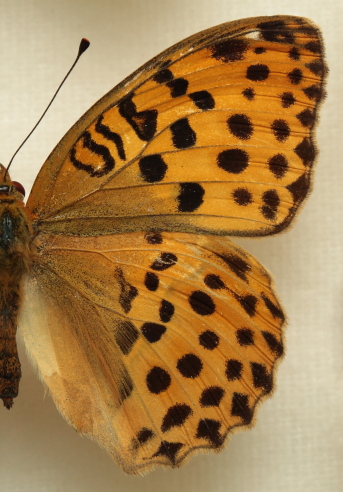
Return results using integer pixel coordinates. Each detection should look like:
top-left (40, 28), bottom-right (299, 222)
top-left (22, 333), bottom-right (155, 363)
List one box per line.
top-left (0, 173), bottom-right (33, 408)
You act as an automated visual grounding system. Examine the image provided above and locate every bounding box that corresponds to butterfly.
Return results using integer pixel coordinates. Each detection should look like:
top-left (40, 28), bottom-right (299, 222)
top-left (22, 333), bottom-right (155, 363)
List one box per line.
top-left (0, 15), bottom-right (326, 475)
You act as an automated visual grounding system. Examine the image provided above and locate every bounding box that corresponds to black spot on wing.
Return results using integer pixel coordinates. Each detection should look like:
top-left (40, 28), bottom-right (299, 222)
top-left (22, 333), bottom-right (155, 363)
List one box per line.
top-left (161, 404), bottom-right (193, 432)
top-left (257, 19), bottom-right (295, 44)
top-left (177, 354), bottom-right (203, 378)
top-left (231, 392), bottom-right (253, 424)
top-left (210, 39), bottom-right (249, 62)
top-left (294, 138), bottom-right (315, 166)
top-left (139, 154), bottom-right (168, 182)
top-left (189, 90), bottom-right (215, 110)
top-left (152, 441), bottom-right (184, 464)
top-left (146, 366), bottom-right (171, 394)
top-left (196, 418), bottom-right (223, 447)
top-left (250, 362), bottom-right (272, 393)
top-left (144, 272), bottom-right (159, 291)
top-left (199, 330), bottom-right (219, 350)
top-left (177, 182), bottom-right (204, 212)
top-left (141, 322), bottom-right (166, 343)
top-left (167, 78), bottom-right (189, 97)
top-left (171, 118), bottom-right (196, 149)
top-left (217, 148), bottom-right (249, 174)
top-left (200, 386), bottom-right (225, 407)
top-left (159, 299), bottom-right (174, 322)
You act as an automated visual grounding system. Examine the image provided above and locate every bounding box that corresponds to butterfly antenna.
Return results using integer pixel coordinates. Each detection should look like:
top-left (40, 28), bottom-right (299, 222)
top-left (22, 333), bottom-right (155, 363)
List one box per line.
top-left (4, 38), bottom-right (90, 179)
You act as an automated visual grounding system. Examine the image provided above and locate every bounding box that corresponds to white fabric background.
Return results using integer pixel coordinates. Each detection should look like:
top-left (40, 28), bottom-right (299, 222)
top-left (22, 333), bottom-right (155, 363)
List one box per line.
top-left (0, 1), bottom-right (341, 491)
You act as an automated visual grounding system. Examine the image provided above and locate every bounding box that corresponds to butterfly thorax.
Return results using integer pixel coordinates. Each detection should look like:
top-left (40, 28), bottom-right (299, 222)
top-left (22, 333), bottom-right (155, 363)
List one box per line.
top-left (0, 169), bottom-right (34, 409)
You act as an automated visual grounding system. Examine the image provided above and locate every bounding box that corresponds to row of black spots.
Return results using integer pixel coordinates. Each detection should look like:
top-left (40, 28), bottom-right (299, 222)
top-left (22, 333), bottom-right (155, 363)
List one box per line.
top-left (145, 352), bottom-right (204, 395)
top-left (271, 119), bottom-right (291, 142)
top-left (260, 189), bottom-right (280, 221)
top-left (236, 324), bottom-right (283, 357)
top-left (114, 267), bottom-right (138, 314)
top-left (215, 252), bottom-right (251, 283)
top-left (95, 114), bottom-right (126, 161)
top-left (114, 320), bottom-right (140, 355)
top-left (140, 303), bottom-right (174, 343)
top-left (118, 95), bottom-right (157, 141)
top-left (153, 62), bottom-right (215, 111)
top-left (226, 358), bottom-right (273, 394)
top-left (70, 131), bottom-right (115, 177)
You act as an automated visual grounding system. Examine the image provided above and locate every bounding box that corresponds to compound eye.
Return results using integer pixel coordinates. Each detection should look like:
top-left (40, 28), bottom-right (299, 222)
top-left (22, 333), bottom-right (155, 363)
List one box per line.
top-left (12, 181), bottom-right (25, 197)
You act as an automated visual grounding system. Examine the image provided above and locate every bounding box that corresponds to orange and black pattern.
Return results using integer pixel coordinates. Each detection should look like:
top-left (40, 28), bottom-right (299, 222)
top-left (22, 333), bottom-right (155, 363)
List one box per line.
top-left (13, 15), bottom-right (327, 474)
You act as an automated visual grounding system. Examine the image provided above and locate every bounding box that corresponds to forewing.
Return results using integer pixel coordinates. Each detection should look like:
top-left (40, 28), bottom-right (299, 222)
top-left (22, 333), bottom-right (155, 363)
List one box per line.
top-left (19, 232), bottom-right (284, 474)
top-left (27, 15), bottom-right (326, 238)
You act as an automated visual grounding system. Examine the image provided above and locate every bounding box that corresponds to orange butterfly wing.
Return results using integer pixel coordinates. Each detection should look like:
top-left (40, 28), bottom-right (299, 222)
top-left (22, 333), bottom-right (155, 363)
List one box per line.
top-left (17, 15), bottom-right (326, 474)
top-left (27, 15), bottom-right (326, 237)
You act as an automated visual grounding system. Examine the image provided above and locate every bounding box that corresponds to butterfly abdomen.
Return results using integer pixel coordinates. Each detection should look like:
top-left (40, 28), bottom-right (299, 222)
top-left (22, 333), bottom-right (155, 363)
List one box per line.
top-left (0, 181), bottom-right (34, 409)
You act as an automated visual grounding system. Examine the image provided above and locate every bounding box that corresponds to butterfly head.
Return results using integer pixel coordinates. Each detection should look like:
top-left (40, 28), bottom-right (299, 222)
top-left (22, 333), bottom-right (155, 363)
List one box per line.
top-left (0, 164), bottom-right (25, 200)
